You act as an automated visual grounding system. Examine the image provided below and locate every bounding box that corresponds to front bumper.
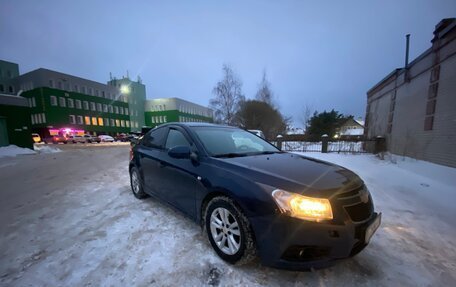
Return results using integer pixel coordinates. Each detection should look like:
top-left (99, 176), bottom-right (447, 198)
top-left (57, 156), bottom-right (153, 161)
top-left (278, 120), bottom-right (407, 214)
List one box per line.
top-left (249, 211), bottom-right (380, 270)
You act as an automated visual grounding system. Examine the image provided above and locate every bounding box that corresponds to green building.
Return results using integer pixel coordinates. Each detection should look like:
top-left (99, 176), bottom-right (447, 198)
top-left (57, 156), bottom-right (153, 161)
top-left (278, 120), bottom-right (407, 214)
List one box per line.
top-left (108, 76), bottom-right (146, 132)
top-left (1, 59), bottom-right (213, 138)
top-left (0, 93), bottom-right (33, 148)
top-left (144, 97), bottom-right (213, 128)
top-left (13, 68), bottom-right (141, 136)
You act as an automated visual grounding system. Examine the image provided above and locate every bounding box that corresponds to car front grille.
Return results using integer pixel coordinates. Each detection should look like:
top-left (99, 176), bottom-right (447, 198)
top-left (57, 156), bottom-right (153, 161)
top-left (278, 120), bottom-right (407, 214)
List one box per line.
top-left (281, 245), bottom-right (331, 262)
top-left (344, 200), bottom-right (373, 222)
top-left (335, 186), bottom-right (374, 222)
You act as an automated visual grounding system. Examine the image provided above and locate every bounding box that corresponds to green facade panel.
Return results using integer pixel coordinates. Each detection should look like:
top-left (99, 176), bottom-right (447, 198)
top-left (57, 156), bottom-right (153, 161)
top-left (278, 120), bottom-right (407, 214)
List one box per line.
top-left (144, 110), bottom-right (213, 128)
top-left (0, 104), bottom-right (33, 148)
top-left (22, 87), bottom-right (131, 135)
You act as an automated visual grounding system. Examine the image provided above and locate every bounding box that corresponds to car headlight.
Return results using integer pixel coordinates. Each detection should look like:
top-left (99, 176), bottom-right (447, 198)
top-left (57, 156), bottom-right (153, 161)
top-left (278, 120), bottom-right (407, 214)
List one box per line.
top-left (272, 189), bottom-right (333, 222)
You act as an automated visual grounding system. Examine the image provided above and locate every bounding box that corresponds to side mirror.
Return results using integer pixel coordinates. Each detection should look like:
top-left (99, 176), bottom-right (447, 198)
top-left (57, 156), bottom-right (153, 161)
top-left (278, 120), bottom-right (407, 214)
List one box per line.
top-left (168, 145), bottom-right (191, 159)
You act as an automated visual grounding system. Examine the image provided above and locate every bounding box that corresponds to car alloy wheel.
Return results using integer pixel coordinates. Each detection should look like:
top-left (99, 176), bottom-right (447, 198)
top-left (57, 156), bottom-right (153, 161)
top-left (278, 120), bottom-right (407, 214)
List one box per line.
top-left (130, 167), bottom-right (148, 199)
top-left (205, 197), bottom-right (256, 265)
top-left (210, 207), bottom-right (241, 255)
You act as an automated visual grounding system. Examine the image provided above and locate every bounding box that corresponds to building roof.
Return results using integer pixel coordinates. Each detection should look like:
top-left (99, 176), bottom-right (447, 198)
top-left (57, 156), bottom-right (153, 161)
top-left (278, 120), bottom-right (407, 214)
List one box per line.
top-left (0, 93), bottom-right (28, 107)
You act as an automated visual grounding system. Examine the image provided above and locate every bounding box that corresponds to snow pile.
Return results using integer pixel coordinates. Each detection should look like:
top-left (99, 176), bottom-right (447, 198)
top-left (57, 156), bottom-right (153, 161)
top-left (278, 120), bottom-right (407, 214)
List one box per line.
top-left (34, 144), bottom-right (62, 154)
top-left (0, 145), bottom-right (36, 158)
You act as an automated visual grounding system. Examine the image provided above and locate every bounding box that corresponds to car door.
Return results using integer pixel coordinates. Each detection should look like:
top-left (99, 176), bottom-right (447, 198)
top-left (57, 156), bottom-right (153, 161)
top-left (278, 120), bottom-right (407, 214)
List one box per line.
top-left (137, 127), bottom-right (168, 196)
top-left (154, 127), bottom-right (203, 219)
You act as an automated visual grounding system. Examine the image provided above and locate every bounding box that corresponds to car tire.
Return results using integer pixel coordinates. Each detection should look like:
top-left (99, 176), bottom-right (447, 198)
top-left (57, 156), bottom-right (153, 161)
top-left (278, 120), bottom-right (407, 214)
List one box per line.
top-left (130, 167), bottom-right (148, 199)
top-left (204, 196), bottom-right (256, 265)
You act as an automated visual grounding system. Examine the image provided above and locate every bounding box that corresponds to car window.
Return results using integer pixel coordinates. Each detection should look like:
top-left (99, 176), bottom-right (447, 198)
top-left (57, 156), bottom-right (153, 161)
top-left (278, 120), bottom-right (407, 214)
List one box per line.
top-left (193, 127), bottom-right (279, 156)
top-left (165, 129), bottom-right (190, 149)
top-left (142, 127), bottom-right (167, 149)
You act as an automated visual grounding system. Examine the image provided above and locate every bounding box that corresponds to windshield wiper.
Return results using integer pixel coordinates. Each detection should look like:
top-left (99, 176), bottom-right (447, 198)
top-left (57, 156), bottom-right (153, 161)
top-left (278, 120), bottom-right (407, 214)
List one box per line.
top-left (213, 153), bottom-right (248, 158)
top-left (257, 151), bottom-right (281, 155)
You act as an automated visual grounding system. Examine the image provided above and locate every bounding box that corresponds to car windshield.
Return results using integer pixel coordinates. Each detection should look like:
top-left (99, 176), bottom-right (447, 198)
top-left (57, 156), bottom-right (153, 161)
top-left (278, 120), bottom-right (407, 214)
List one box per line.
top-left (192, 127), bottom-right (280, 157)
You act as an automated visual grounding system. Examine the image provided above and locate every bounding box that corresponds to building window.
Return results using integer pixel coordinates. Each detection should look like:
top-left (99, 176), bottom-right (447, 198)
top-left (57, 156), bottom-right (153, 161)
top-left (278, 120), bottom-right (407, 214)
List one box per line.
top-left (75, 100), bottom-right (82, 109)
top-left (77, 115), bottom-right (83, 125)
top-left (151, 116), bottom-right (155, 124)
top-left (95, 89), bottom-right (99, 97)
top-left (73, 85), bottom-right (79, 92)
top-left (119, 107), bottom-right (124, 115)
top-left (59, 97), bottom-right (66, 107)
top-left (103, 104), bottom-right (108, 112)
top-left (83, 101), bottom-right (89, 110)
top-left (114, 106), bottom-right (119, 114)
top-left (424, 116), bottom-right (434, 131)
top-left (121, 120), bottom-right (125, 127)
top-left (31, 115), bottom-right (35, 125)
top-left (115, 119), bottom-right (120, 127)
top-left (69, 115), bottom-right (76, 124)
top-left (91, 117), bottom-right (98, 125)
top-left (110, 119), bottom-right (115, 126)
top-left (102, 91), bottom-right (105, 98)
top-left (68, 98), bottom-right (74, 108)
top-left (109, 105), bottom-right (113, 113)
top-left (85, 116), bottom-right (91, 125)
top-left (57, 81), bottom-right (62, 89)
top-left (164, 116), bottom-right (167, 122)
top-left (125, 108), bottom-right (129, 115)
top-left (97, 103), bottom-right (102, 112)
top-left (81, 86), bottom-right (86, 94)
top-left (88, 87), bottom-right (93, 95)
top-left (50, 96), bottom-right (57, 106)
top-left (8, 86), bottom-right (14, 93)
top-left (104, 118), bottom-right (109, 126)
top-left (126, 120), bottom-right (130, 127)
top-left (90, 102), bottom-right (96, 111)
top-left (98, 117), bottom-right (103, 126)
top-left (41, 113), bottom-right (46, 123)
top-left (49, 80), bottom-right (54, 88)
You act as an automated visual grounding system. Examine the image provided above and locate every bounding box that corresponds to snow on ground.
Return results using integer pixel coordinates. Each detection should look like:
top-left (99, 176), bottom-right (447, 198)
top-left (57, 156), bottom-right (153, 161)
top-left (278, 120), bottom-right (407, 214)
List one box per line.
top-left (33, 144), bottom-right (62, 154)
top-left (0, 146), bottom-right (455, 286)
top-left (0, 145), bottom-right (36, 158)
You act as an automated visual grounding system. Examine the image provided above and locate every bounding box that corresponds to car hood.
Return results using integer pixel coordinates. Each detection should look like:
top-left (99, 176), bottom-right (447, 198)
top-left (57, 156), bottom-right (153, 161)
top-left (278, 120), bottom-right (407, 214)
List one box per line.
top-left (213, 152), bottom-right (363, 197)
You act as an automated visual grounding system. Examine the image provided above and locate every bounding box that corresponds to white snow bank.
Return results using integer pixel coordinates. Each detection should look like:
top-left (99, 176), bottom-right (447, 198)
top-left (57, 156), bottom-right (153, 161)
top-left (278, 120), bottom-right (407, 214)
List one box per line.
top-left (0, 145), bottom-right (36, 158)
top-left (33, 144), bottom-right (62, 154)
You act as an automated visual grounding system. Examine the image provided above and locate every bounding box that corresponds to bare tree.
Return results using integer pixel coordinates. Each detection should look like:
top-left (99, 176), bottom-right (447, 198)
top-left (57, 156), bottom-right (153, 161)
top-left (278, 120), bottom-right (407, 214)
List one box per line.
top-left (255, 70), bottom-right (273, 105)
top-left (210, 64), bottom-right (245, 125)
top-left (300, 104), bottom-right (313, 133)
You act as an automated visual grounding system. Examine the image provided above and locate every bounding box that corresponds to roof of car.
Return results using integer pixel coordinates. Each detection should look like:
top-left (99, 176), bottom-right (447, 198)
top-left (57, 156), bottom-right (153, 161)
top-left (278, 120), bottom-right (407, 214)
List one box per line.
top-left (160, 122), bottom-right (236, 129)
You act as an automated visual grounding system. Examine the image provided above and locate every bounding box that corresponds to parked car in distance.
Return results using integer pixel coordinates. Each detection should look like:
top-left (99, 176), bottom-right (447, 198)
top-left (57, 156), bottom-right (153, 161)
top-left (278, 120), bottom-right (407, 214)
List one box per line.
top-left (129, 123), bottom-right (380, 270)
top-left (115, 133), bottom-right (128, 142)
top-left (84, 134), bottom-right (100, 143)
top-left (43, 135), bottom-right (67, 144)
top-left (248, 129), bottom-right (265, 138)
top-left (32, 133), bottom-right (42, 143)
top-left (98, 135), bottom-right (115, 142)
top-left (67, 135), bottom-right (87, 143)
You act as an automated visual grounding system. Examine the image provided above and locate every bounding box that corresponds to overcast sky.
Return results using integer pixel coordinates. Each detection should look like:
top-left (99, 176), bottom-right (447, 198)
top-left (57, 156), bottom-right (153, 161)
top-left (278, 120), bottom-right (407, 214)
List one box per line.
top-left (1, 0), bottom-right (455, 126)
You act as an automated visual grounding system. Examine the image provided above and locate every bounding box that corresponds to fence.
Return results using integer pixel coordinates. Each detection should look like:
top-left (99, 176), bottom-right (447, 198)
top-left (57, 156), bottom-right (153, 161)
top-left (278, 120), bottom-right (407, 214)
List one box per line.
top-left (275, 135), bottom-right (385, 154)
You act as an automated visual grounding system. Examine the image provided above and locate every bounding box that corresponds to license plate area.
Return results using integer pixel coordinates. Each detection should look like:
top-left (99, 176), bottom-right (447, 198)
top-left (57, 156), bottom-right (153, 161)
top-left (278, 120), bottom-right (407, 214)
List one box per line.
top-left (365, 213), bottom-right (381, 243)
